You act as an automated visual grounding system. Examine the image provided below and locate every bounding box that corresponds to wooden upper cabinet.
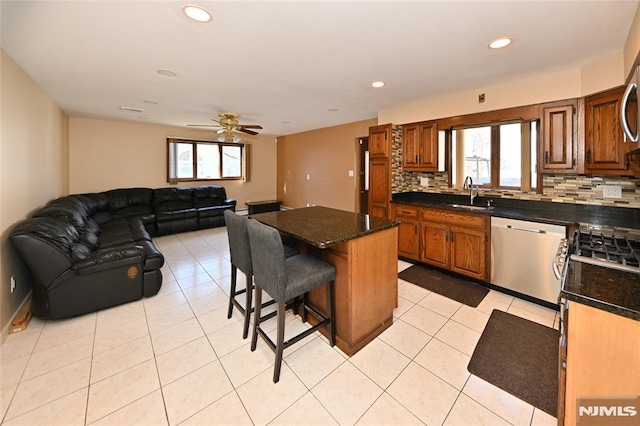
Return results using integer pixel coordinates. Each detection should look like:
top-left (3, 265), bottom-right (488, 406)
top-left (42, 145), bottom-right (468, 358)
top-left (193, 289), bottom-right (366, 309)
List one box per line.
top-left (584, 85), bottom-right (636, 174)
top-left (369, 123), bottom-right (392, 158)
top-left (539, 100), bottom-right (577, 172)
top-left (402, 121), bottom-right (438, 172)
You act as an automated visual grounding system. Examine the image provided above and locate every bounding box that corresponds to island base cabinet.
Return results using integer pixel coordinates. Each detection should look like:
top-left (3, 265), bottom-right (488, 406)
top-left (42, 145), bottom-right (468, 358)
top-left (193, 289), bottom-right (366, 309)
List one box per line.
top-left (295, 227), bottom-right (399, 356)
top-left (562, 302), bottom-right (640, 426)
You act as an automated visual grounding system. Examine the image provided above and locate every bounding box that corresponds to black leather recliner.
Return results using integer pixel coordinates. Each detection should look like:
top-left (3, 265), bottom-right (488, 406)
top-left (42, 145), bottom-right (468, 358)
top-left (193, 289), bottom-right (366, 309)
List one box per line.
top-left (9, 185), bottom-right (236, 320)
top-left (10, 194), bottom-right (164, 319)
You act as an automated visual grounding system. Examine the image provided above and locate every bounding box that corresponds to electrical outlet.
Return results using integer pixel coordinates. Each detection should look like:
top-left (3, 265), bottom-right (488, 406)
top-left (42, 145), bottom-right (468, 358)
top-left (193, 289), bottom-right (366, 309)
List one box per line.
top-left (602, 185), bottom-right (622, 199)
top-left (306, 174), bottom-right (310, 180)
top-left (10, 275), bottom-right (16, 293)
top-left (420, 177), bottom-right (429, 187)
top-left (479, 93), bottom-right (486, 103)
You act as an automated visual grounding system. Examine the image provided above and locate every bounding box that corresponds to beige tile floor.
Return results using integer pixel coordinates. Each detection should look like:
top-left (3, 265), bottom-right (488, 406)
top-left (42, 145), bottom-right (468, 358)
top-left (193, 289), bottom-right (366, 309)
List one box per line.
top-left (0, 227), bottom-right (560, 426)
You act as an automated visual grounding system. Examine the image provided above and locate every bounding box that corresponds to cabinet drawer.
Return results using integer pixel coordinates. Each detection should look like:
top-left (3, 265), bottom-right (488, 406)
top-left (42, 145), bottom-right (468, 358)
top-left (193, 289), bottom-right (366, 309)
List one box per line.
top-left (394, 205), bottom-right (418, 219)
top-left (421, 208), bottom-right (487, 228)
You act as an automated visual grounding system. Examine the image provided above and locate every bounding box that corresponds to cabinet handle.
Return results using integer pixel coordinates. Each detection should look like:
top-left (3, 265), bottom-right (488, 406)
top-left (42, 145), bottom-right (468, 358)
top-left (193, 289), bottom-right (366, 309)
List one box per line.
top-left (445, 231), bottom-right (449, 242)
top-left (415, 155), bottom-right (418, 163)
top-left (586, 150), bottom-right (592, 164)
top-left (544, 151), bottom-right (549, 164)
top-left (572, 158), bottom-right (577, 167)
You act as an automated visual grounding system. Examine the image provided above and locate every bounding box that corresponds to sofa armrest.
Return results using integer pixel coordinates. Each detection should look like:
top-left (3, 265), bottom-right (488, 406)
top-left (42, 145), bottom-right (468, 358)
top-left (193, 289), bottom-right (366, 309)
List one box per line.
top-left (225, 198), bottom-right (237, 207)
top-left (72, 246), bottom-right (143, 275)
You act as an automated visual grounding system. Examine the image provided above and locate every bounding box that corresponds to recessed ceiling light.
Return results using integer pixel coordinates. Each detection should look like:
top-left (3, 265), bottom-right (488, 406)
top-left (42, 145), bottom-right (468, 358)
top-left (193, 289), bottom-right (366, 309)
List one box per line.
top-left (182, 5), bottom-right (212, 23)
top-left (488, 37), bottom-right (513, 49)
top-left (371, 81), bottom-right (385, 88)
top-left (157, 69), bottom-right (177, 77)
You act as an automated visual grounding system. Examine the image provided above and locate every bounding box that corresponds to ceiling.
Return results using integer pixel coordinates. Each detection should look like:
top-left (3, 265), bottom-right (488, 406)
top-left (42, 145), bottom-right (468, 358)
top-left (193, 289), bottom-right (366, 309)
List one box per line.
top-left (1, 1), bottom-right (639, 137)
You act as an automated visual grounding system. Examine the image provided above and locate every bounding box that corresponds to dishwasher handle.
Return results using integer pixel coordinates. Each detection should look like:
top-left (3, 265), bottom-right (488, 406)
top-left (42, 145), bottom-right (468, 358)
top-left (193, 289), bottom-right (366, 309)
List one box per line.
top-left (506, 225), bottom-right (546, 234)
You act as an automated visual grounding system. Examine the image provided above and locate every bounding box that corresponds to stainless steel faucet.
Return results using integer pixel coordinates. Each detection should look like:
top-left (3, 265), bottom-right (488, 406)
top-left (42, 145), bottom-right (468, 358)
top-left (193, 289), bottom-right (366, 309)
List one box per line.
top-left (463, 176), bottom-right (479, 205)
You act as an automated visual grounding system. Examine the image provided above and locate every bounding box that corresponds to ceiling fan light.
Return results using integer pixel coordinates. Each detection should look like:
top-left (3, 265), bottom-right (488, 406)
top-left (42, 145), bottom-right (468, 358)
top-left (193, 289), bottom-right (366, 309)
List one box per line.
top-left (182, 5), bottom-right (212, 23)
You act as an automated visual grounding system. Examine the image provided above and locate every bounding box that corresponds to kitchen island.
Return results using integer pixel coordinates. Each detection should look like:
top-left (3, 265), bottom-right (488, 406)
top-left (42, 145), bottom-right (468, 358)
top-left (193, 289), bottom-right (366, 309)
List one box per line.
top-left (250, 206), bottom-right (399, 356)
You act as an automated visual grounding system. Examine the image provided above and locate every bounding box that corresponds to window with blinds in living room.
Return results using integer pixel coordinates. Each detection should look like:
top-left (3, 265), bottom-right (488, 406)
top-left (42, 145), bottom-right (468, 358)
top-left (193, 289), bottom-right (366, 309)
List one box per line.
top-left (166, 138), bottom-right (246, 183)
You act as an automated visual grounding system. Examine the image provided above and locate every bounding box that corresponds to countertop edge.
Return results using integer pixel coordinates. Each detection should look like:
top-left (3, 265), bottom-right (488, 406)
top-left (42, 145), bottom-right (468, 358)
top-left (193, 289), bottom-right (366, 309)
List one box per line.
top-left (560, 289), bottom-right (640, 321)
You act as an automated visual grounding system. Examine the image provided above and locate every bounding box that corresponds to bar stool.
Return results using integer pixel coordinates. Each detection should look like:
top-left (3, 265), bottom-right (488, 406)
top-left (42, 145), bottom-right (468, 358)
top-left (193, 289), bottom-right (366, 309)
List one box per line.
top-left (224, 210), bottom-right (296, 339)
top-left (247, 218), bottom-right (336, 383)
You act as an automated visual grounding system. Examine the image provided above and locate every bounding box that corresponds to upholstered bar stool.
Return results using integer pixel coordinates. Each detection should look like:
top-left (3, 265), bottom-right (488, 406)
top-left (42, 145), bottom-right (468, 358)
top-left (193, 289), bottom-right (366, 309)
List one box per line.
top-left (224, 210), bottom-right (296, 339)
top-left (247, 218), bottom-right (336, 383)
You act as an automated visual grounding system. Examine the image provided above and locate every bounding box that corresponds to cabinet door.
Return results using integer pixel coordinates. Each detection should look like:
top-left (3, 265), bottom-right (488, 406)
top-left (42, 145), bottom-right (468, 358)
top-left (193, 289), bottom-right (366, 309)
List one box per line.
top-left (368, 158), bottom-right (390, 218)
top-left (402, 124), bottom-right (420, 170)
top-left (585, 87), bottom-right (627, 172)
top-left (418, 121), bottom-right (438, 171)
top-left (449, 226), bottom-right (487, 280)
top-left (539, 101), bottom-right (576, 171)
top-left (420, 222), bottom-right (449, 269)
top-left (393, 205), bottom-right (419, 260)
top-left (369, 124), bottom-right (391, 158)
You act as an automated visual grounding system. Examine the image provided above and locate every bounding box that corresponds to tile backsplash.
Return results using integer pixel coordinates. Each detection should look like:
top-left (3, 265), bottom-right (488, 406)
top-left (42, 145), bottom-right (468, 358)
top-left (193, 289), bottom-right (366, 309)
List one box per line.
top-left (390, 125), bottom-right (640, 208)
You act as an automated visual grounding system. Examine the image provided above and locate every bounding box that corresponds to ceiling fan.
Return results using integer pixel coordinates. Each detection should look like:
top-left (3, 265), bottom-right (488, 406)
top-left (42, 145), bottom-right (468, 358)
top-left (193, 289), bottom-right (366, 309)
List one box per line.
top-left (187, 113), bottom-right (263, 142)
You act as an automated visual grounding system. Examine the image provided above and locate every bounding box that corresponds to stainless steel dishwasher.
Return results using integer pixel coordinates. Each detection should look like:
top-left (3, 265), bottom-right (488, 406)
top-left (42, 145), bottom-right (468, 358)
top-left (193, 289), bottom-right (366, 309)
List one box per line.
top-left (490, 217), bottom-right (566, 304)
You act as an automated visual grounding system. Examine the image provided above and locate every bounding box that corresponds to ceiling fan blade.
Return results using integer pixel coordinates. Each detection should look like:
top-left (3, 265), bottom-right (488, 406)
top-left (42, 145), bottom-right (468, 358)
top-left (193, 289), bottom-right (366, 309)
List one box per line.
top-left (187, 124), bottom-right (221, 127)
top-left (238, 128), bottom-right (259, 136)
top-left (239, 125), bottom-right (263, 129)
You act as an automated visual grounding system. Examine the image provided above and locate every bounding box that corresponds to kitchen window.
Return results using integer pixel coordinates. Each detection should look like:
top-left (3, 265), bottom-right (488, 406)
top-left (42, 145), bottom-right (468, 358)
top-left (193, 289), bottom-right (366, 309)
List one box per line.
top-left (450, 120), bottom-right (537, 191)
top-left (167, 138), bottom-right (245, 182)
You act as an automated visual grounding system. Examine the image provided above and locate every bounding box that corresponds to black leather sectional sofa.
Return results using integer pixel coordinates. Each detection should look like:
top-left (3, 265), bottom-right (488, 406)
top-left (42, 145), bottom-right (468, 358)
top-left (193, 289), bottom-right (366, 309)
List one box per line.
top-left (10, 185), bottom-right (236, 320)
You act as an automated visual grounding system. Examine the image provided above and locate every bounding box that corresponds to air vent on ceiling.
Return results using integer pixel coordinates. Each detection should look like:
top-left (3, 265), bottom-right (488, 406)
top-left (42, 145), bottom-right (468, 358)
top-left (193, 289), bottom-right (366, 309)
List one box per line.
top-left (120, 106), bottom-right (145, 113)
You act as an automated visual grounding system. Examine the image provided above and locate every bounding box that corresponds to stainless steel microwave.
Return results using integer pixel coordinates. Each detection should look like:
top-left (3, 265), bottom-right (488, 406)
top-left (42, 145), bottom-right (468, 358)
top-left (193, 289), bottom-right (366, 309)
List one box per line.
top-left (621, 65), bottom-right (640, 143)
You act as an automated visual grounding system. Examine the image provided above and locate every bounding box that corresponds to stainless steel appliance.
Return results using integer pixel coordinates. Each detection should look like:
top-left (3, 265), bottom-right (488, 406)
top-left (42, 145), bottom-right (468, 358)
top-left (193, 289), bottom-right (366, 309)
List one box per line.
top-left (621, 65), bottom-right (640, 143)
top-left (490, 217), bottom-right (566, 304)
top-left (567, 227), bottom-right (640, 273)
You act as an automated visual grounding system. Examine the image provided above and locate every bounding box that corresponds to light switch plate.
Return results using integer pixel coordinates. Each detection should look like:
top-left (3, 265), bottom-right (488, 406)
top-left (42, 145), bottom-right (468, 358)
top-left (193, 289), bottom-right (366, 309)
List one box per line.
top-left (602, 185), bottom-right (622, 199)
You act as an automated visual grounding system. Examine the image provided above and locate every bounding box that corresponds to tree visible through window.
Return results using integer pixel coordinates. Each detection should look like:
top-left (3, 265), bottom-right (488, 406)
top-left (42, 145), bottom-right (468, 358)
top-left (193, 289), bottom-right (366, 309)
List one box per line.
top-left (167, 138), bottom-right (244, 182)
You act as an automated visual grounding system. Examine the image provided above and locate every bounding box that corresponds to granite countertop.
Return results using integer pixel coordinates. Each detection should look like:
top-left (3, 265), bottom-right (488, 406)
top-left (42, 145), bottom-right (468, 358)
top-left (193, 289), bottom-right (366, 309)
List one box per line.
top-left (561, 260), bottom-right (640, 321)
top-left (249, 206), bottom-right (399, 249)
top-left (392, 191), bottom-right (640, 229)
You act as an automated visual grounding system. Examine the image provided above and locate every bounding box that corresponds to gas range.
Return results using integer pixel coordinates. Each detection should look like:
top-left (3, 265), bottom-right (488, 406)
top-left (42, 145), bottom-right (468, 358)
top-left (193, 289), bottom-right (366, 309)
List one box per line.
top-left (568, 226), bottom-right (640, 274)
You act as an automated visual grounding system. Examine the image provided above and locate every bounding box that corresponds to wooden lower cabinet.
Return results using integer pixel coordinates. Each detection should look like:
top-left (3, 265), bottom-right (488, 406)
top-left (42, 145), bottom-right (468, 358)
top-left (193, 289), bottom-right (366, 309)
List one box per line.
top-left (562, 302), bottom-right (640, 426)
top-left (393, 205), bottom-right (419, 260)
top-left (449, 225), bottom-right (487, 279)
top-left (420, 222), bottom-right (449, 268)
top-left (394, 203), bottom-right (490, 281)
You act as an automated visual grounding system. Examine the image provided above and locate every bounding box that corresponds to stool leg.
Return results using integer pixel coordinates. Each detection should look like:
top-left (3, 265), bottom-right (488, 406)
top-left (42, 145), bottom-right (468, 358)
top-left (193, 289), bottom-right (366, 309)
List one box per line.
top-left (326, 281), bottom-right (335, 347)
top-left (251, 285), bottom-right (263, 352)
top-left (273, 301), bottom-right (286, 383)
top-left (227, 265), bottom-right (237, 319)
top-left (242, 274), bottom-right (253, 339)
top-left (301, 293), bottom-right (308, 323)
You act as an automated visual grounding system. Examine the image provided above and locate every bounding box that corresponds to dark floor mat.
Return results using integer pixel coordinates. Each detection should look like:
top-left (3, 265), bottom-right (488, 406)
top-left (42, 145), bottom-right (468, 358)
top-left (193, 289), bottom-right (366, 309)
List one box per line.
top-left (468, 309), bottom-right (560, 416)
top-left (398, 264), bottom-right (489, 307)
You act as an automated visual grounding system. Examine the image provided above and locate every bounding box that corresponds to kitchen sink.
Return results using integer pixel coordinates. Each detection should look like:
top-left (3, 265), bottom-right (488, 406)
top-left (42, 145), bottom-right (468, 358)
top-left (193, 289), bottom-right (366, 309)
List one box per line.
top-left (446, 203), bottom-right (493, 211)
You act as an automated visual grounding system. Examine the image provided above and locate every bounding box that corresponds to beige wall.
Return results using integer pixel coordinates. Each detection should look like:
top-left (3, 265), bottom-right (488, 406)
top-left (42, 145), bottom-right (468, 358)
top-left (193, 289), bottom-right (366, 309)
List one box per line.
top-left (68, 117), bottom-right (277, 208)
top-left (277, 119), bottom-right (377, 212)
top-left (624, 2), bottom-right (640, 79)
top-left (1, 49), bottom-right (69, 340)
top-left (379, 51), bottom-right (625, 125)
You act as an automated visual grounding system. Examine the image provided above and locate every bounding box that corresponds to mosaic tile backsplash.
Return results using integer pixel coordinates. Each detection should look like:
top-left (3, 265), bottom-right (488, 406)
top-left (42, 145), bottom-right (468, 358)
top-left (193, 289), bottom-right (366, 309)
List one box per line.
top-left (390, 125), bottom-right (640, 209)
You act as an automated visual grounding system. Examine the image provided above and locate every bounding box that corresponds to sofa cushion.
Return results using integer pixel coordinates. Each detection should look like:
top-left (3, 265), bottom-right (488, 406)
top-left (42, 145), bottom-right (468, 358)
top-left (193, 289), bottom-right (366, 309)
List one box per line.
top-left (198, 205), bottom-right (234, 218)
top-left (155, 209), bottom-right (198, 222)
top-left (11, 216), bottom-right (79, 258)
top-left (192, 185), bottom-right (229, 208)
top-left (153, 187), bottom-right (194, 212)
top-left (71, 243), bottom-right (92, 262)
top-left (79, 218), bottom-right (100, 250)
top-left (104, 188), bottom-right (154, 219)
top-left (34, 197), bottom-right (89, 233)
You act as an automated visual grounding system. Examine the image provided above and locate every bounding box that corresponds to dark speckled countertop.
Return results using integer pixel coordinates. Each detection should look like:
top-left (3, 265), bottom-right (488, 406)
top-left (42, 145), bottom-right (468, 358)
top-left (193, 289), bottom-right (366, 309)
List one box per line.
top-left (249, 206), bottom-right (399, 249)
top-left (562, 260), bottom-right (640, 321)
